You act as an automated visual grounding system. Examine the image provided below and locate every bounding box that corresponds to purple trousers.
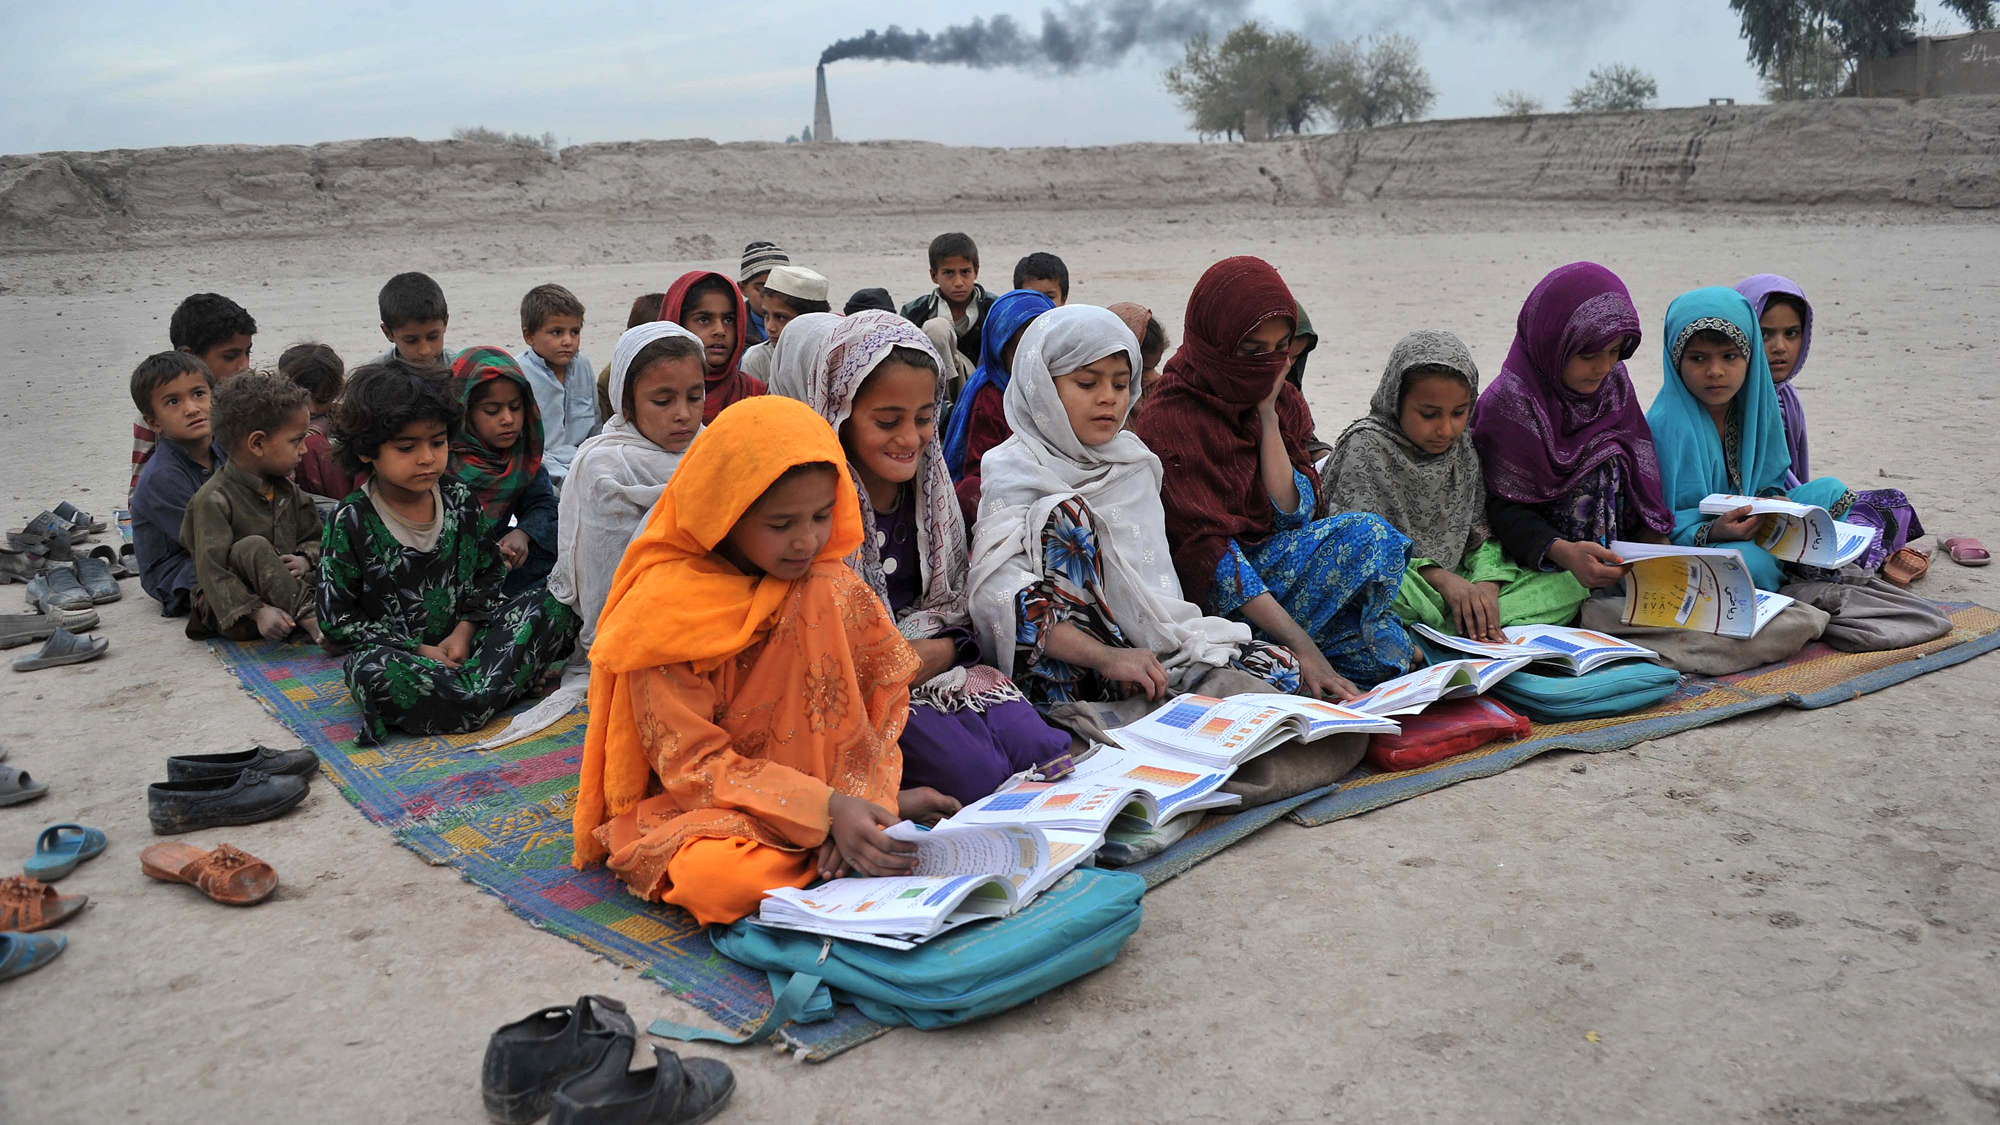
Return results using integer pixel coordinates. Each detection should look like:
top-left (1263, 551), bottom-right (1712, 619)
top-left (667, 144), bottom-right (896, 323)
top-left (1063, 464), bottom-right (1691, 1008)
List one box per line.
top-left (898, 698), bottom-right (1070, 805)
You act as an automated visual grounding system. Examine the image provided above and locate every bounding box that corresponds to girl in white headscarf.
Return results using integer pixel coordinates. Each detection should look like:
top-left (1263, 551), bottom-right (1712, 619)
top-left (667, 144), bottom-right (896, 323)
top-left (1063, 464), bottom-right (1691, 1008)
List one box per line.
top-left (968, 305), bottom-right (1302, 706)
top-left (764, 311), bottom-right (841, 403)
top-left (548, 321), bottom-right (707, 655)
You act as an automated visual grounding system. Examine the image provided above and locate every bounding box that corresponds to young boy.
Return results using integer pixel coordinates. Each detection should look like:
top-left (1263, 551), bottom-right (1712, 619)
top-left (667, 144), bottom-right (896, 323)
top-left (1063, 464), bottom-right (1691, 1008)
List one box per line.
top-left (129, 293), bottom-right (258, 499)
top-left (278, 342), bottom-right (355, 505)
top-left (899, 233), bottom-right (994, 367)
top-left (739, 240), bottom-right (790, 346)
top-left (515, 283), bottom-right (598, 486)
top-left (1012, 252), bottom-right (1070, 306)
top-left (180, 373), bottom-right (324, 643)
top-left (376, 271), bottom-right (451, 369)
top-left (129, 352), bottom-right (224, 617)
top-left (739, 265), bottom-right (829, 383)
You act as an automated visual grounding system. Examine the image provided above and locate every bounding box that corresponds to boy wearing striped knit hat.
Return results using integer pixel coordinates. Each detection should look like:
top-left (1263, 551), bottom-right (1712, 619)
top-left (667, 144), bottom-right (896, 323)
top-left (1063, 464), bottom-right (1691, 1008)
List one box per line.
top-left (738, 240), bottom-right (790, 346)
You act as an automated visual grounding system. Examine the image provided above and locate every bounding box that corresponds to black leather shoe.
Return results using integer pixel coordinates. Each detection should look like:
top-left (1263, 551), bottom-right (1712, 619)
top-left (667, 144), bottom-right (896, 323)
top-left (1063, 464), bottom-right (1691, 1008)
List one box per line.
top-left (166, 745), bottom-right (320, 783)
top-left (147, 768), bottom-right (310, 834)
top-left (483, 995), bottom-right (637, 1125)
top-left (549, 1042), bottom-right (734, 1125)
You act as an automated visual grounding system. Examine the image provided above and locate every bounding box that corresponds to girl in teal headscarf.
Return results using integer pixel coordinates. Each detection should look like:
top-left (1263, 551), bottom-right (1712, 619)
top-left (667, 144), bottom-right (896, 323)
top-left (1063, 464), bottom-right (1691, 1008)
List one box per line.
top-left (1645, 286), bottom-right (1858, 591)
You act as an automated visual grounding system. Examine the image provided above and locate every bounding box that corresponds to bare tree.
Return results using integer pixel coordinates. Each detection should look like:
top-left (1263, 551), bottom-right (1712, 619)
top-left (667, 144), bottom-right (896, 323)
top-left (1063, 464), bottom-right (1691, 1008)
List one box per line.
top-left (1327, 35), bottom-right (1438, 130)
top-left (1494, 89), bottom-right (1544, 116)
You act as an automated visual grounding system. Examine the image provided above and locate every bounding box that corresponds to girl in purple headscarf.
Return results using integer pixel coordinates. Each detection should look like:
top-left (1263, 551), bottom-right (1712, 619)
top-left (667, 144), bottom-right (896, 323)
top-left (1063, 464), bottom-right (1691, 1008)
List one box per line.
top-left (1471, 262), bottom-right (1675, 591)
top-left (1734, 274), bottom-right (1925, 571)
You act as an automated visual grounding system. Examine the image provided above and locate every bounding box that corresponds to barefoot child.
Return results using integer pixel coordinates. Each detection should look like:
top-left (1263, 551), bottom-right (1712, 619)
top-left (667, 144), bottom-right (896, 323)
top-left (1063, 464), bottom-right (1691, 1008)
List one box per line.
top-left (1323, 331), bottom-right (1588, 641)
top-left (661, 271), bottom-right (764, 422)
top-left (180, 373), bottom-right (324, 643)
top-left (548, 323), bottom-right (706, 658)
top-left (515, 284), bottom-right (598, 486)
top-left (1133, 257), bottom-right (1415, 698)
top-left (806, 311), bottom-right (1071, 805)
top-left (572, 396), bottom-right (959, 924)
top-left (1734, 273), bottom-right (1924, 570)
top-left (130, 352), bottom-right (223, 617)
top-left (969, 304), bottom-right (1302, 706)
top-left (1471, 262), bottom-right (1676, 590)
top-left (318, 364), bottom-right (578, 744)
top-left (130, 294), bottom-right (257, 499)
top-left (447, 348), bottom-right (559, 595)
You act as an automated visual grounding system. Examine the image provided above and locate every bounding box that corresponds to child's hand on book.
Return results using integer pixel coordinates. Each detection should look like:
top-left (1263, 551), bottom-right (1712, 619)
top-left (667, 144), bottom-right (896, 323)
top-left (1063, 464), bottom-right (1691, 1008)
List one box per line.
top-left (1435, 572), bottom-right (1504, 641)
top-left (1549, 540), bottom-right (1628, 588)
top-left (1709, 505), bottom-right (1761, 541)
top-left (1098, 648), bottom-right (1169, 701)
top-left (828, 794), bottom-right (917, 877)
top-left (897, 786), bottom-right (962, 827)
top-left (1297, 652), bottom-right (1360, 702)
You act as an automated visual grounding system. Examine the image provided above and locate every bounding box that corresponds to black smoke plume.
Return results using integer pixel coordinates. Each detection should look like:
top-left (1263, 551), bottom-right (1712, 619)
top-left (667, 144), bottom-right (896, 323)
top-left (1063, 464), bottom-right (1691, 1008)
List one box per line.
top-left (819, 0), bottom-right (1252, 71)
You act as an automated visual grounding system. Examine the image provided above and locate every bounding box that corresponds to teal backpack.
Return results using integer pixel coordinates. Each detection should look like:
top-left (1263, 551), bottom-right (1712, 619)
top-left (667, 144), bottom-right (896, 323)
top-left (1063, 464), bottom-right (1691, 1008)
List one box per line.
top-left (651, 867), bottom-right (1146, 1042)
top-left (1489, 660), bottom-right (1681, 721)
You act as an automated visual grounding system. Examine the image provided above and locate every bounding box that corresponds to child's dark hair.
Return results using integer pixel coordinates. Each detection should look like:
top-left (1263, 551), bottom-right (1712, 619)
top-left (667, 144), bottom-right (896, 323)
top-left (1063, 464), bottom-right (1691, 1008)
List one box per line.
top-left (626, 292), bottom-right (667, 330)
top-left (885, 345), bottom-right (938, 376)
top-left (521, 283), bottom-right (586, 334)
top-left (622, 336), bottom-right (706, 415)
top-left (130, 351), bottom-right (213, 417)
top-left (1012, 252), bottom-right (1069, 299)
top-left (770, 461), bottom-right (839, 489)
top-left (169, 293), bottom-right (257, 356)
top-left (278, 342), bottom-right (345, 406)
top-left (332, 359), bottom-right (463, 475)
top-left (1682, 328), bottom-right (1741, 359)
top-left (764, 290), bottom-right (833, 319)
top-left (927, 232), bottom-right (979, 272)
top-left (1138, 317), bottom-right (1168, 371)
top-left (1765, 293), bottom-right (1809, 322)
top-left (211, 372), bottom-right (311, 452)
top-left (1397, 362), bottom-right (1471, 407)
top-left (378, 272), bottom-right (449, 330)
top-left (678, 276), bottom-right (737, 320)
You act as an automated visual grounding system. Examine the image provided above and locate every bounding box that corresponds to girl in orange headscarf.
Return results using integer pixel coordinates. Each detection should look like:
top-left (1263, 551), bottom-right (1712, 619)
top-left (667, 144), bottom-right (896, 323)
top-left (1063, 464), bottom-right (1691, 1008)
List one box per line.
top-left (571, 396), bottom-right (958, 926)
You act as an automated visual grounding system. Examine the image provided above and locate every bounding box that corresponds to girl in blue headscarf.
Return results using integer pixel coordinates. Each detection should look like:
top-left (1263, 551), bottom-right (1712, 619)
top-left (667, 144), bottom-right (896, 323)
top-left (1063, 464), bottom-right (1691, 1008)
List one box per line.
top-left (1645, 286), bottom-right (1860, 591)
top-left (943, 289), bottom-right (1056, 521)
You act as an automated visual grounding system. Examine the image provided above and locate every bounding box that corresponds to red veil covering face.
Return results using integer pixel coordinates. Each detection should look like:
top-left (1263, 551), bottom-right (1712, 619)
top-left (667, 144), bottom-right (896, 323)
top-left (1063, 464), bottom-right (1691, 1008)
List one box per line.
top-left (1131, 256), bottom-right (1316, 606)
top-left (660, 271), bottom-right (766, 422)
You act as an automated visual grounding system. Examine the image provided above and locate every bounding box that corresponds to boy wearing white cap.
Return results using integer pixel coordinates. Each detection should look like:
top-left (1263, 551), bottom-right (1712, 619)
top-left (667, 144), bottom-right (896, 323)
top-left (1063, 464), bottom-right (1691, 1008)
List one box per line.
top-left (740, 265), bottom-right (830, 384)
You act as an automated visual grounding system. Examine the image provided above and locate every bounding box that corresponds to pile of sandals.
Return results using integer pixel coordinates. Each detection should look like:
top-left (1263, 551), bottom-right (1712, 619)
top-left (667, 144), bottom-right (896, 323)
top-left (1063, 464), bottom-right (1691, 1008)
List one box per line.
top-left (2, 502), bottom-right (125, 673)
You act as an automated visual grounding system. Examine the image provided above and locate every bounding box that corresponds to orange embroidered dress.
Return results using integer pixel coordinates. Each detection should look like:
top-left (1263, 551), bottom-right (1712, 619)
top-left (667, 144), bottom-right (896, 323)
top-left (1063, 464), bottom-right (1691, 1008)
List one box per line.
top-left (571, 397), bottom-right (918, 925)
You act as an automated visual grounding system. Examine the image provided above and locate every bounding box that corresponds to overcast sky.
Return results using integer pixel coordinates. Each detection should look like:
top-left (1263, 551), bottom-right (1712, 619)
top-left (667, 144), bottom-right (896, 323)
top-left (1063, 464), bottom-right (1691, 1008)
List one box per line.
top-left (0, 0), bottom-right (1976, 155)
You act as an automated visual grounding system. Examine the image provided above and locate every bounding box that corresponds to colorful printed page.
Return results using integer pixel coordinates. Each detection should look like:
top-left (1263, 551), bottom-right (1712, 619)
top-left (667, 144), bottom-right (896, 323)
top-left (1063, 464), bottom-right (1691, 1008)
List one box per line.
top-left (883, 821), bottom-right (1049, 893)
top-left (1611, 542), bottom-right (1794, 640)
top-left (948, 776), bottom-right (1161, 833)
top-left (1070, 742), bottom-right (1242, 820)
top-left (758, 872), bottom-right (1015, 943)
top-left (1697, 493), bottom-right (1875, 568)
top-left (1111, 693), bottom-right (1398, 769)
top-left (1411, 624), bottom-right (1658, 674)
top-left (1344, 657), bottom-right (1534, 716)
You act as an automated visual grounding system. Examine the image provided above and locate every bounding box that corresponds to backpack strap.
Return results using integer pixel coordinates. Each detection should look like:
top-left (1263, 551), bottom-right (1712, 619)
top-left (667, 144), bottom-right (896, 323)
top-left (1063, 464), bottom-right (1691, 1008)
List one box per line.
top-left (647, 971), bottom-right (823, 1046)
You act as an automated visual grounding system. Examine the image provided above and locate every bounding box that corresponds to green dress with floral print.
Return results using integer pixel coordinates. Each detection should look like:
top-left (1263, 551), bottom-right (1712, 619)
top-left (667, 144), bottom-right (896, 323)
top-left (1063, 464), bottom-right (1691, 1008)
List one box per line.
top-left (316, 478), bottom-right (578, 744)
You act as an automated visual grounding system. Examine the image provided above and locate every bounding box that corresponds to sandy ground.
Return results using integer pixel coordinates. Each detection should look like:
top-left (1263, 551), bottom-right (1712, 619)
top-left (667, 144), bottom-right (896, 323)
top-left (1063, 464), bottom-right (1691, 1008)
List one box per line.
top-left (2, 199), bottom-right (1998, 1125)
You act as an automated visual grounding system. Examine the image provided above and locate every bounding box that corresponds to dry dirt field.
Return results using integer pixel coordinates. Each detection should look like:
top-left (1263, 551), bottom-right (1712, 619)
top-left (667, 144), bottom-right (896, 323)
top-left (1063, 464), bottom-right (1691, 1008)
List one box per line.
top-left (2, 192), bottom-right (1997, 1125)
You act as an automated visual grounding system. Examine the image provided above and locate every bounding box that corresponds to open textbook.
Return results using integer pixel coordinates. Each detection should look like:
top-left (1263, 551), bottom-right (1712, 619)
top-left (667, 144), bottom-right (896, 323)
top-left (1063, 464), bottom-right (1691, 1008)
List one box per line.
top-left (754, 821), bottom-right (1099, 948)
top-left (1698, 493), bottom-right (1876, 569)
top-left (1344, 657), bottom-right (1534, 716)
top-left (1411, 624), bottom-right (1659, 676)
top-left (1610, 541), bottom-right (1794, 639)
top-left (1109, 692), bottom-right (1400, 769)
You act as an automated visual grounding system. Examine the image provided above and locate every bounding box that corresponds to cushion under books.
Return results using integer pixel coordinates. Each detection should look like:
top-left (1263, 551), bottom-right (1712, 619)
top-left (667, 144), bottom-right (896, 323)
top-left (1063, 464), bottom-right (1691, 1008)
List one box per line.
top-left (708, 867), bottom-right (1146, 1031)
top-left (1488, 660), bottom-right (1681, 722)
top-left (1366, 696), bottom-right (1531, 772)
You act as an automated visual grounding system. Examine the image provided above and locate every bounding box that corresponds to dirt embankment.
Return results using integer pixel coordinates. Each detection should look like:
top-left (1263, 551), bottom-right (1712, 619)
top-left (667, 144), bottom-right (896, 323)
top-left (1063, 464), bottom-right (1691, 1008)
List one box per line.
top-left (4, 97), bottom-right (1997, 250)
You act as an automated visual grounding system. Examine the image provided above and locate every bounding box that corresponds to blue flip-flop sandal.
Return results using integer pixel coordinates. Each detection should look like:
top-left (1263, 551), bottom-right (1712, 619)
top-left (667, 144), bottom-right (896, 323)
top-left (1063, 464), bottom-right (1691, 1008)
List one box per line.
top-left (23, 823), bottom-right (106, 881)
top-left (0, 931), bottom-right (67, 982)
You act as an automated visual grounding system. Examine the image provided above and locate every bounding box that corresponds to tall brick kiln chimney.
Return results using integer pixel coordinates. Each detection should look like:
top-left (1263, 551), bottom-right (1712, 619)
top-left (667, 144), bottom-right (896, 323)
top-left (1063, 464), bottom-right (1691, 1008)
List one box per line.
top-left (813, 64), bottom-right (835, 144)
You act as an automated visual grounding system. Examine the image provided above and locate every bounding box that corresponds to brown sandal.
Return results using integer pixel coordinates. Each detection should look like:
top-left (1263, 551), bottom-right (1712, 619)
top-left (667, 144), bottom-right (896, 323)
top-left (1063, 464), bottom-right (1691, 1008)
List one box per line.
top-left (1883, 546), bottom-right (1931, 589)
top-left (139, 842), bottom-right (279, 906)
top-left (0, 874), bottom-right (88, 932)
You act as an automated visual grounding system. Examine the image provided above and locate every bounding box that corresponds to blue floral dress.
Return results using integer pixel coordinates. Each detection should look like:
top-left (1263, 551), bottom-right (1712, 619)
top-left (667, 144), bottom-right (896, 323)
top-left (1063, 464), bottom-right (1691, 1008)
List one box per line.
top-left (1209, 471), bottom-right (1416, 686)
top-left (1012, 498), bottom-right (1301, 706)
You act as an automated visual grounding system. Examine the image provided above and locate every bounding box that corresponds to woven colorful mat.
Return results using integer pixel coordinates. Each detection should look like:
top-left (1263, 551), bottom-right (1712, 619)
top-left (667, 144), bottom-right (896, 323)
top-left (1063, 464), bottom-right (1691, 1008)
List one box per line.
top-left (206, 601), bottom-right (1999, 1061)
top-left (204, 641), bottom-right (892, 1062)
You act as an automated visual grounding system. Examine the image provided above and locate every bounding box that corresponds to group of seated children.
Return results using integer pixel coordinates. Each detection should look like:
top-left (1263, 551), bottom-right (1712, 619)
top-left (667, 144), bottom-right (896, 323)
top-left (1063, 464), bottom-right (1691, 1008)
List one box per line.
top-left (124, 236), bottom-right (1949, 926)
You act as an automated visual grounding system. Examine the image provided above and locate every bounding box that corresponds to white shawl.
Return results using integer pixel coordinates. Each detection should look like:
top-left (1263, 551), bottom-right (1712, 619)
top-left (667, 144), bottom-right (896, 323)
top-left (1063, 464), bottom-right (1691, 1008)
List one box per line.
top-left (968, 304), bottom-right (1252, 685)
top-left (548, 321), bottom-right (703, 653)
top-left (765, 312), bottom-right (841, 403)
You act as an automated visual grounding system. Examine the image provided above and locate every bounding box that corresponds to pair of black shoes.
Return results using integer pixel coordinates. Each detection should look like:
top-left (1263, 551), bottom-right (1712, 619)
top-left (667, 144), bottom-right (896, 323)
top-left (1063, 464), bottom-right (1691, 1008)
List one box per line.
top-left (146, 745), bottom-right (320, 834)
top-left (483, 995), bottom-right (735, 1125)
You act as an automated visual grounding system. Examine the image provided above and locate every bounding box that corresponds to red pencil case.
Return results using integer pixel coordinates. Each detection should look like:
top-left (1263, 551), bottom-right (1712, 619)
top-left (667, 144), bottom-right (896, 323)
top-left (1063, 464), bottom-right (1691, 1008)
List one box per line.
top-left (1366, 696), bottom-right (1532, 772)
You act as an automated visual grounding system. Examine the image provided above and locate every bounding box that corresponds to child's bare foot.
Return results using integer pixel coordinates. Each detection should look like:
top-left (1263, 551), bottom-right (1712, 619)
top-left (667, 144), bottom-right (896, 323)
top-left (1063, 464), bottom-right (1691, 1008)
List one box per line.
top-left (298, 615), bottom-right (325, 646)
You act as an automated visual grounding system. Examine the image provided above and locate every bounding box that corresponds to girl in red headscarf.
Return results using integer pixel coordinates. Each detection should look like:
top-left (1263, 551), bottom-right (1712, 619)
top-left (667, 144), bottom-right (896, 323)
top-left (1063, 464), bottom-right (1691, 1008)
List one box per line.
top-left (661, 271), bottom-right (766, 422)
top-left (1132, 257), bottom-right (1415, 698)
